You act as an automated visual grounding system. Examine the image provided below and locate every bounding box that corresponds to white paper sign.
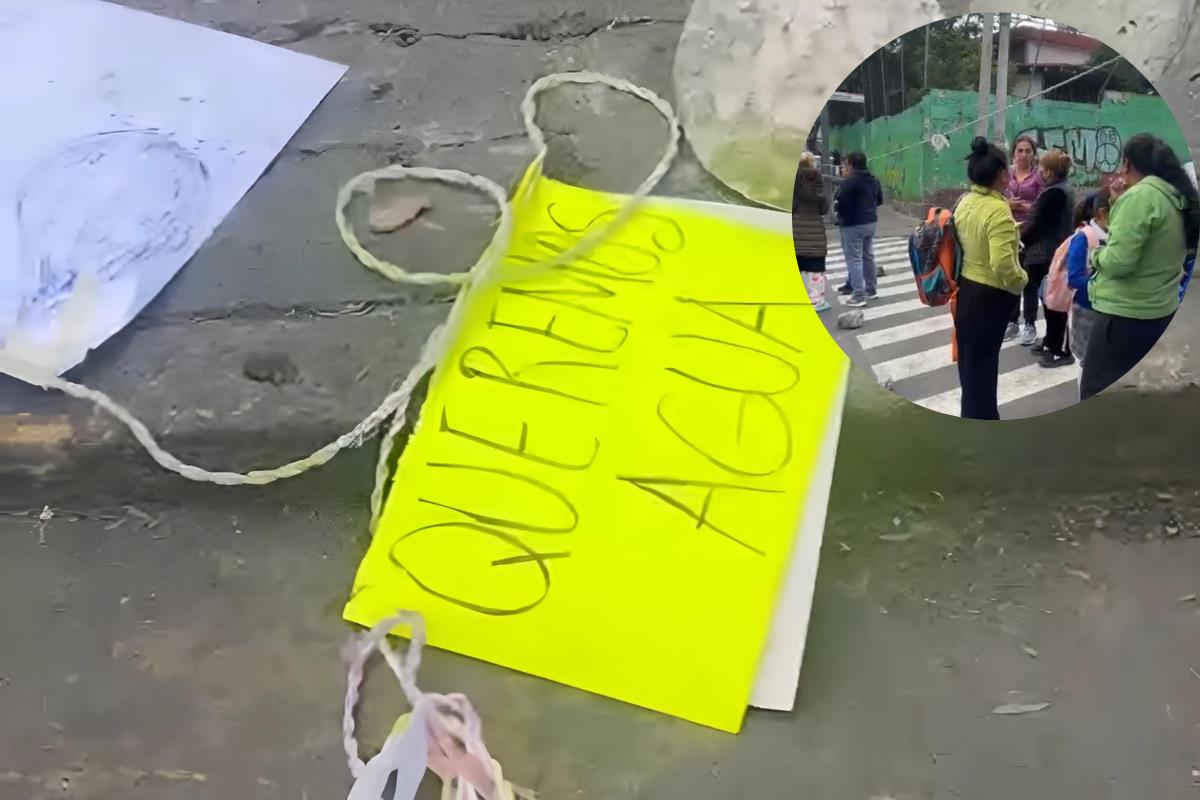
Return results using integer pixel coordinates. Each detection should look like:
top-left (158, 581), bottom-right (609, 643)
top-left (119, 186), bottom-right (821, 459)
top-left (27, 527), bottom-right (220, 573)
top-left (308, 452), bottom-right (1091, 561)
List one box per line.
top-left (0, 0), bottom-right (346, 374)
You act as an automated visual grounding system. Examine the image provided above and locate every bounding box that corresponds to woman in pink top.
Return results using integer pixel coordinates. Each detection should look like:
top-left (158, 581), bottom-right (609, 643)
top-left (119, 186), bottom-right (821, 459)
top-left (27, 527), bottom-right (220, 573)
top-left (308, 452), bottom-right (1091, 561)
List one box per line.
top-left (1005, 134), bottom-right (1042, 340)
top-left (1007, 135), bottom-right (1043, 224)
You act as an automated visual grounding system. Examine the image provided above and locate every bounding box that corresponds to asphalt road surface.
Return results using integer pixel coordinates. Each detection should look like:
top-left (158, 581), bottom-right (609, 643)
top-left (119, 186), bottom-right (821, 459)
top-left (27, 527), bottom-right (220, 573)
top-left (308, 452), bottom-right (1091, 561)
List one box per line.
top-left (818, 235), bottom-right (1081, 420)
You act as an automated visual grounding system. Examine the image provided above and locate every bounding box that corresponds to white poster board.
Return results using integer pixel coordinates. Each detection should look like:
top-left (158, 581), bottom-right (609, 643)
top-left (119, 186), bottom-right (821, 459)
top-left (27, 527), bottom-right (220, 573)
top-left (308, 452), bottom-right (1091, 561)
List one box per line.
top-left (0, 0), bottom-right (346, 375)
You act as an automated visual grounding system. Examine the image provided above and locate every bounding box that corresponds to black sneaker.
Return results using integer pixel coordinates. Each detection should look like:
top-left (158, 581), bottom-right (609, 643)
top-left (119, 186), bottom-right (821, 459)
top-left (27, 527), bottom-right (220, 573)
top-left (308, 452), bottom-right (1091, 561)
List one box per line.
top-left (1039, 351), bottom-right (1076, 368)
top-left (1031, 339), bottom-right (1050, 355)
top-left (877, 266), bottom-right (887, 276)
top-left (837, 283), bottom-right (853, 295)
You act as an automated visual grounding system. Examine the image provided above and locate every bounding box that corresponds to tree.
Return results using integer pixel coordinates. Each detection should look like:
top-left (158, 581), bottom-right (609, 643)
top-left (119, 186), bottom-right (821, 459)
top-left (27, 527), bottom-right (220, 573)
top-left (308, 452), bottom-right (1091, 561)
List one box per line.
top-left (835, 15), bottom-right (1020, 119)
top-left (1088, 44), bottom-right (1156, 96)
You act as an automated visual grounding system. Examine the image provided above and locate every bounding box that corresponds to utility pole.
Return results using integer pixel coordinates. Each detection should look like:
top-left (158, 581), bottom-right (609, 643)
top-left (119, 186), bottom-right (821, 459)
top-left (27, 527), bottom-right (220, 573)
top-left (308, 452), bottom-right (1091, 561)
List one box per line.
top-left (819, 104), bottom-right (832, 165)
top-left (898, 36), bottom-right (906, 111)
top-left (819, 103), bottom-right (834, 223)
top-left (861, 63), bottom-right (875, 119)
top-left (976, 13), bottom-right (995, 139)
top-left (923, 24), bottom-right (930, 90)
top-left (878, 48), bottom-right (888, 116)
top-left (994, 13), bottom-right (1011, 146)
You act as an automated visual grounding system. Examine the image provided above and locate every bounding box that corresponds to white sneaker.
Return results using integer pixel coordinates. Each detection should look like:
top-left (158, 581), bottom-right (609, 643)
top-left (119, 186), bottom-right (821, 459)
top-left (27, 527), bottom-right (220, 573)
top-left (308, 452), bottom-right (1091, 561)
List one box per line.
top-left (1018, 323), bottom-right (1037, 346)
top-left (1003, 322), bottom-right (1019, 341)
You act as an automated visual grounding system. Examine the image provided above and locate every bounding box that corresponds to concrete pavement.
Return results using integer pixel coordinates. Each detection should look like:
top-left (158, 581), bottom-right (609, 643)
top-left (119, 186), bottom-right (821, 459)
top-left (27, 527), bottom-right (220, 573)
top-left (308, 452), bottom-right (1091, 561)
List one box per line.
top-left (2, 0), bottom-right (1199, 498)
top-left (0, 0), bottom-right (729, 500)
top-left (817, 230), bottom-right (1080, 420)
top-left (2, 1), bottom-right (1200, 797)
top-left (3, 408), bottom-right (1200, 799)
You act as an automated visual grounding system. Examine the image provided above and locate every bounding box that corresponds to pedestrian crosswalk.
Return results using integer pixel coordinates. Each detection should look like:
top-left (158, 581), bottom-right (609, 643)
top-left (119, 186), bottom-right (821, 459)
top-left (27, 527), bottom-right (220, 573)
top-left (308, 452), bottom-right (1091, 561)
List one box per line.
top-left (820, 235), bottom-right (1081, 418)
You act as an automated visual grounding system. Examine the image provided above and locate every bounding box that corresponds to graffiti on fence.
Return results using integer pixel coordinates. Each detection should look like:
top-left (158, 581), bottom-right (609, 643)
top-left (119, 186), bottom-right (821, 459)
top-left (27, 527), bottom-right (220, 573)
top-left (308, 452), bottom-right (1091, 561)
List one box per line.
top-left (1016, 126), bottom-right (1123, 179)
top-left (881, 165), bottom-right (906, 197)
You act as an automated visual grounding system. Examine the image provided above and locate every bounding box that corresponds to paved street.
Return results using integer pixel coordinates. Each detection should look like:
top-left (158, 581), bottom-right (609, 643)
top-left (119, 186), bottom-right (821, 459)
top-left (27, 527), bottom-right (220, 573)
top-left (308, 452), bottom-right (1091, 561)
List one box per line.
top-left (818, 234), bottom-right (1081, 420)
top-left (3, 462), bottom-right (1199, 800)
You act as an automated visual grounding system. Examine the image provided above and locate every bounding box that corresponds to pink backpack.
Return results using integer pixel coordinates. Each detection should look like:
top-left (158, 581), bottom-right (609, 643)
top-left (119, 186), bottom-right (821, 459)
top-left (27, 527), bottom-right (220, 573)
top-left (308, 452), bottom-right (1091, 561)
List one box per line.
top-left (1044, 225), bottom-right (1101, 312)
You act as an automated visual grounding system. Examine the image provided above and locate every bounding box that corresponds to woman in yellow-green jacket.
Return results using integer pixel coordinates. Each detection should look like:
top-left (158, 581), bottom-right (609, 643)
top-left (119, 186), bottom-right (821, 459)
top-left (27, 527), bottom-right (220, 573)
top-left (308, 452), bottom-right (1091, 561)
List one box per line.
top-left (952, 137), bottom-right (1029, 420)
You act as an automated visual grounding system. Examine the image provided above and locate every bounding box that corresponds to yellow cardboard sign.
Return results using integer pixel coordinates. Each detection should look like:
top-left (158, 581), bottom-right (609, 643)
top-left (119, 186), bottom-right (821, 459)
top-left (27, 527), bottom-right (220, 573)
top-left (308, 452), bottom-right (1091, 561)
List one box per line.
top-left (344, 167), bottom-right (847, 733)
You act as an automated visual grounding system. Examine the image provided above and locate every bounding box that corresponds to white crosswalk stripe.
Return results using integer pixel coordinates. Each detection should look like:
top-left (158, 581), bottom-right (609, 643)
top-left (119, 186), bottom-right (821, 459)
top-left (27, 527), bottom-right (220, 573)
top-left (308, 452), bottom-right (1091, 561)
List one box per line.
top-left (872, 282), bottom-right (921, 299)
top-left (872, 320), bottom-right (1047, 384)
top-left (857, 312), bottom-right (952, 349)
top-left (815, 234), bottom-right (1080, 418)
top-left (827, 270), bottom-right (913, 287)
top-left (829, 240), bottom-right (910, 257)
top-left (825, 251), bottom-right (912, 282)
top-left (860, 297), bottom-right (929, 322)
top-left (917, 362), bottom-right (1080, 416)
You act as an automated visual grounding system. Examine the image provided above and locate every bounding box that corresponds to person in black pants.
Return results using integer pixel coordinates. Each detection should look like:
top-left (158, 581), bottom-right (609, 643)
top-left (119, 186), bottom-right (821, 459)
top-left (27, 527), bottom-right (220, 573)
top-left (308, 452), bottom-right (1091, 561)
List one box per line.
top-left (1019, 149), bottom-right (1076, 366)
top-left (957, 281), bottom-right (1020, 419)
top-left (953, 138), bottom-right (1029, 420)
top-left (1080, 134), bottom-right (1199, 400)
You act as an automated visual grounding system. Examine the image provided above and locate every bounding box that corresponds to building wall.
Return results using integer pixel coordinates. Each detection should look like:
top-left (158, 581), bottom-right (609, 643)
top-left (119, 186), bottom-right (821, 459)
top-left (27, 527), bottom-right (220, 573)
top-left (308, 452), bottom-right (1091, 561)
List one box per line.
top-left (830, 89), bottom-right (1190, 202)
top-left (1019, 40), bottom-right (1091, 66)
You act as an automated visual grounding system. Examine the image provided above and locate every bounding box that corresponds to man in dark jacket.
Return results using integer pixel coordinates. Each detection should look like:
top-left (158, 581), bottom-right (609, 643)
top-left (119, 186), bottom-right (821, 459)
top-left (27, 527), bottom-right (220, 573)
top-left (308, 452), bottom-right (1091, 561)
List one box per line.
top-left (834, 152), bottom-right (885, 306)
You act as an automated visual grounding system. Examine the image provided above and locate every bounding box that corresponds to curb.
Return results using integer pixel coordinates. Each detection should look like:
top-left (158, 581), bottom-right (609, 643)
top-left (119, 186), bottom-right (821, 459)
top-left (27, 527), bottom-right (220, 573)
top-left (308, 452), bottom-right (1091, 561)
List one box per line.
top-left (0, 308), bottom-right (445, 510)
top-left (0, 388), bottom-right (396, 512)
top-left (6, 369), bottom-right (1200, 511)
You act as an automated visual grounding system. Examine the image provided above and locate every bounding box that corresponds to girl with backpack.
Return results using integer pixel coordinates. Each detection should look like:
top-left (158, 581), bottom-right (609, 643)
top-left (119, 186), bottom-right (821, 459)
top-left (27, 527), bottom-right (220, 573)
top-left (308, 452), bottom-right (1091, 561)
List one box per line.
top-left (1018, 149), bottom-right (1075, 360)
top-left (1057, 190), bottom-right (1112, 378)
top-left (792, 152), bottom-right (831, 311)
top-left (952, 137), bottom-right (1028, 420)
top-left (1080, 134), bottom-right (1200, 401)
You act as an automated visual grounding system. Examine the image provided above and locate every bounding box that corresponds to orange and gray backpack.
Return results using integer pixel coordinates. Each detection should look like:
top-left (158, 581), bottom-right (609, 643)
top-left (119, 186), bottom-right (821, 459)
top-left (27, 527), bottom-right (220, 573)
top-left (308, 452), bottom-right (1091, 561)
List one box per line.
top-left (909, 201), bottom-right (965, 361)
top-left (908, 204), bottom-right (963, 307)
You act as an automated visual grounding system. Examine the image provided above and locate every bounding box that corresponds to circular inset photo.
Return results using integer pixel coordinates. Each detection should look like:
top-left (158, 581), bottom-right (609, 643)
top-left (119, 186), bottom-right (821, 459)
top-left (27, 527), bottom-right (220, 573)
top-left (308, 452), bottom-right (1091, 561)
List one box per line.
top-left (792, 14), bottom-right (1198, 420)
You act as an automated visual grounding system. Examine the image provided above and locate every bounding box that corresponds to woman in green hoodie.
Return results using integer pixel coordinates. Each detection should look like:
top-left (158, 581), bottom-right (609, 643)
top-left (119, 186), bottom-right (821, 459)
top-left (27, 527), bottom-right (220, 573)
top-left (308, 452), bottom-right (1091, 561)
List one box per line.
top-left (1080, 134), bottom-right (1200, 400)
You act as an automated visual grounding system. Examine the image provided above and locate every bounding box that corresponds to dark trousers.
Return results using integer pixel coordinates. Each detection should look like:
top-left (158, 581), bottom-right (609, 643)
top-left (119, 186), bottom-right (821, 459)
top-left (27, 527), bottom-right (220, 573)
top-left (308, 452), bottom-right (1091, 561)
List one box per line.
top-left (1043, 308), bottom-right (1070, 355)
top-left (957, 277), bottom-right (1020, 420)
top-left (1080, 311), bottom-right (1175, 401)
top-left (1009, 261), bottom-right (1050, 326)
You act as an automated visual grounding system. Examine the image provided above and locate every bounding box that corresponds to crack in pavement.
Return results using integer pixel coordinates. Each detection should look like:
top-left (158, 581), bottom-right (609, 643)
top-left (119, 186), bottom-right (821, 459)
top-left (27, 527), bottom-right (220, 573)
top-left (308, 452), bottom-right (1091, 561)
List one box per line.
top-left (284, 131), bottom-right (528, 161)
top-left (207, 13), bottom-right (684, 48)
top-left (131, 296), bottom-right (457, 329)
top-left (421, 15), bottom-right (680, 43)
top-left (425, 131), bottom-right (529, 150)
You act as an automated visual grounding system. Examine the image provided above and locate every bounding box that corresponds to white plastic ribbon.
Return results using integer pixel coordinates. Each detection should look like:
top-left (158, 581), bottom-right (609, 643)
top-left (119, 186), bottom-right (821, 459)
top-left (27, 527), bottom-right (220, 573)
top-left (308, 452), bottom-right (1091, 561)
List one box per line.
top-left (342, 611), bottom-right (534, 800)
